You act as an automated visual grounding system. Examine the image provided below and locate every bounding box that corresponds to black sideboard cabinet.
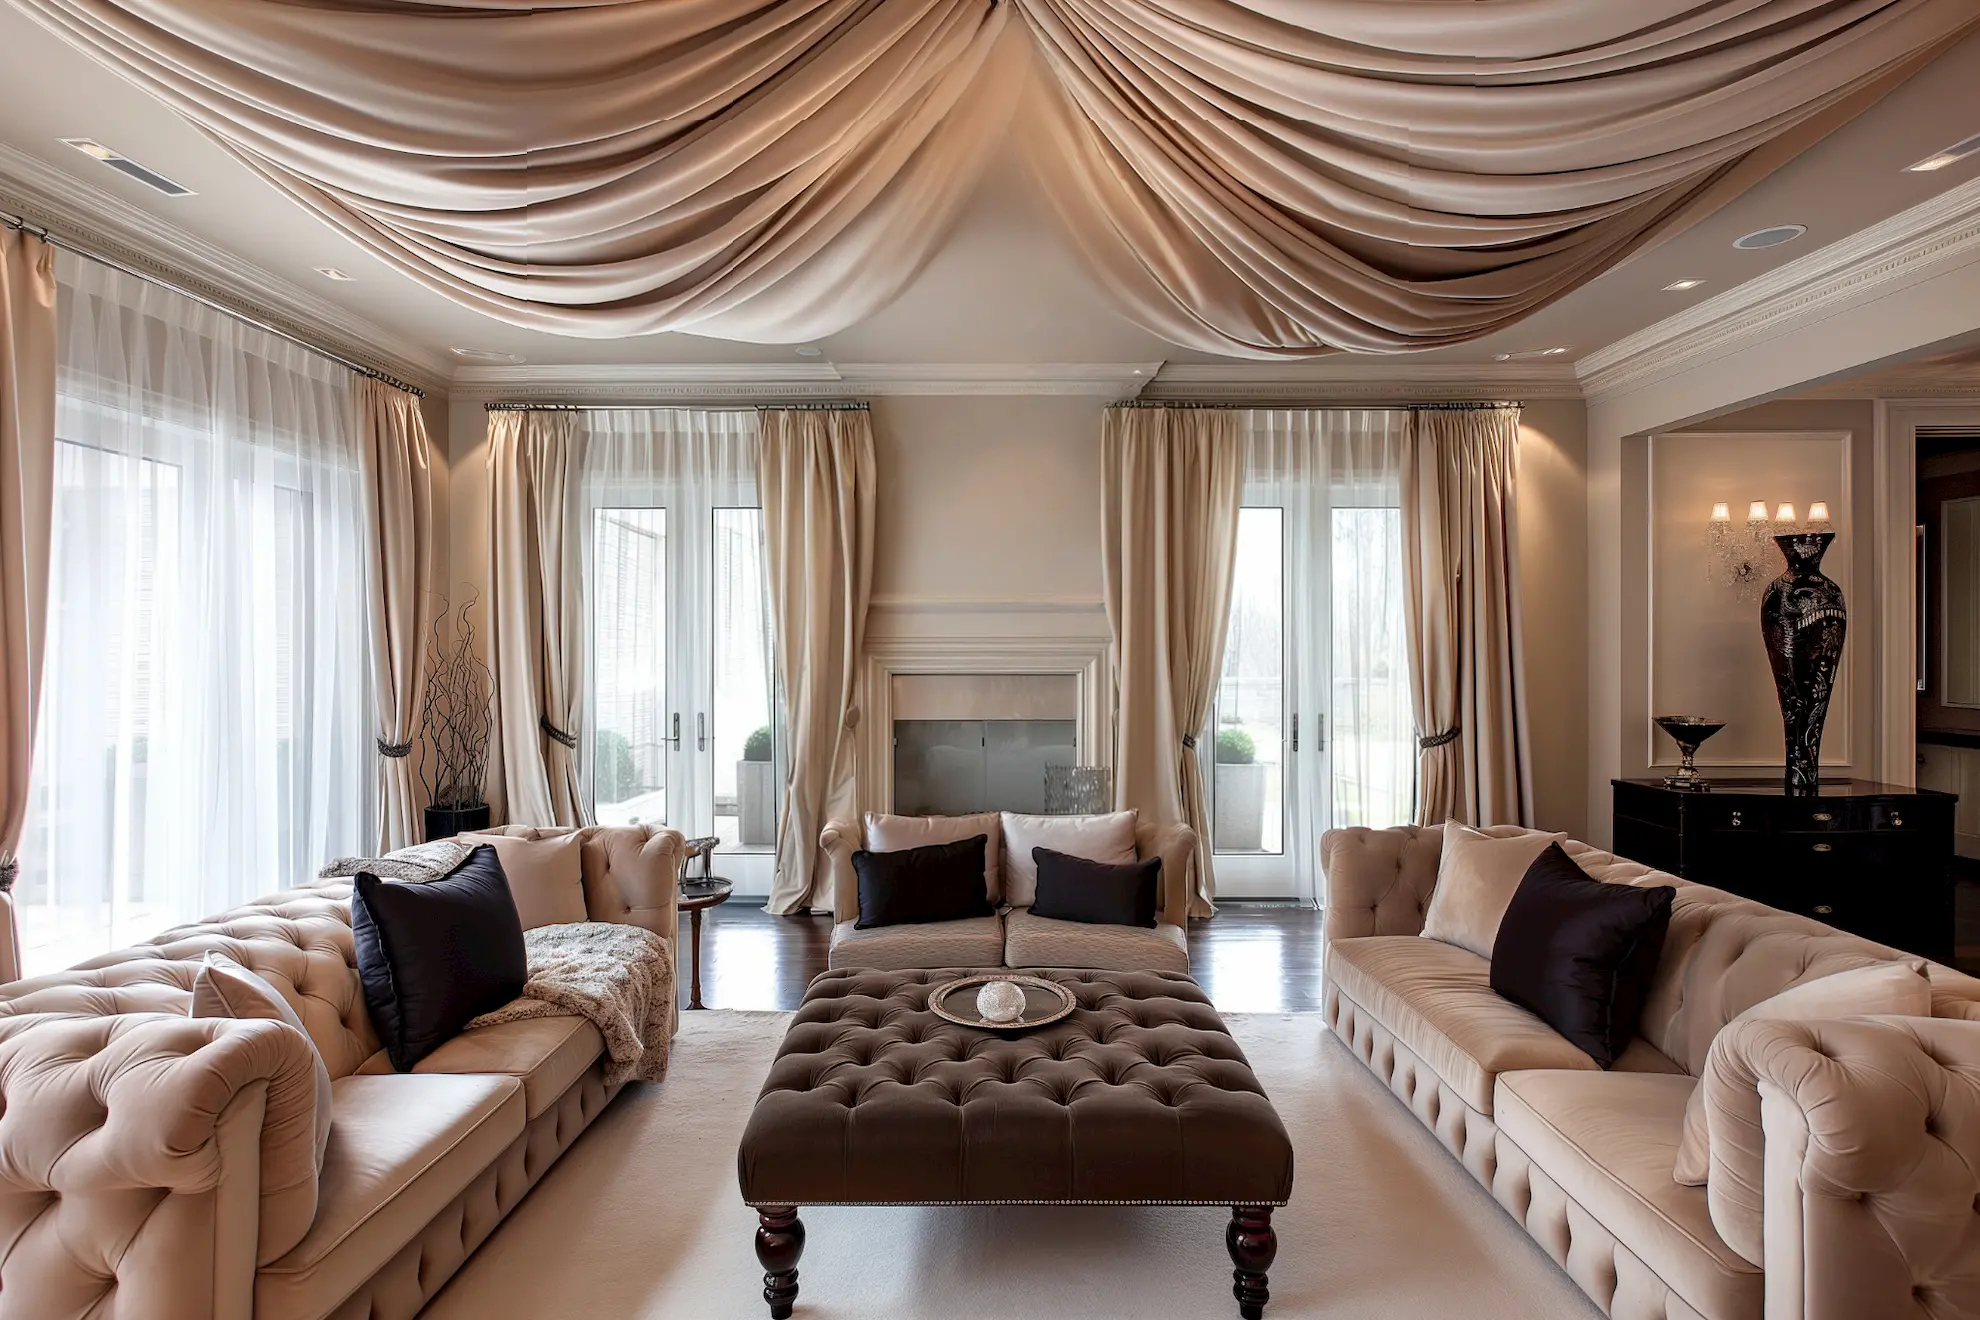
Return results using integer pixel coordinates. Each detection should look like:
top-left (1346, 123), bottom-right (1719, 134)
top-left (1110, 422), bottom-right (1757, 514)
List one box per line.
top-left (1611, 778), bottom-right (1956, 962)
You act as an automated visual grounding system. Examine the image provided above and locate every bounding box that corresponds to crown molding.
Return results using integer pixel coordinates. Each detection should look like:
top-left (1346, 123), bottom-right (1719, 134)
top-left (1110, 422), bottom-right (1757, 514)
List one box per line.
top-left (0, 143), bottom-right (449, 389)
top-left (835, 361), bottom-right (1163, 396)
top-left (449, 359), bottom-right (1165, 400)
top-left (1578, 174), bottom-right (1980, 406)
top-left (1141, 360), bottom-right (1582, 402)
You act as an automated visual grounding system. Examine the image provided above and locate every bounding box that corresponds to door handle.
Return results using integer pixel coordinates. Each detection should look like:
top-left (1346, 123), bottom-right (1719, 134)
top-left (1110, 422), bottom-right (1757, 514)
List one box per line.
top-left (663, 712), bottom-right (681, 750)
top-left (697, 713), bottom-right (707, 752)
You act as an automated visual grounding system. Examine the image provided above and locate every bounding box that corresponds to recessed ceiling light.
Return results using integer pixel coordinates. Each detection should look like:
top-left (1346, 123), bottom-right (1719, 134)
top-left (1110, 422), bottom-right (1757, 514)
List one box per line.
top-left (314, 267), bottom-right (354, 282)
top-left (1905, 131), bottom-right (1980, 173)
top-left (794, 346), bottom-right (823, 358)
top-left (1492, 346), bottom-right (1571, 361)
top-left (1732, 224), bottom-right (1806, 251)
top-left (449, 346), bottom-right (525, 364)
top-left (1662, 278), bottom-right (1706, 291)
top-left (59, 138), bottom-right (194, 197)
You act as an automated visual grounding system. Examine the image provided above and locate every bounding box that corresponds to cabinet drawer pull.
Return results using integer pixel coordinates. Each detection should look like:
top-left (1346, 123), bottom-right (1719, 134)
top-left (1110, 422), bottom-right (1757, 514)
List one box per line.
top-left (1891, 812), bottom-right (1904, 827)
top-left (1811, 811), bottom-right (1833, 823)
top-left (1729, 811), bottom-right (1743, 827)
top-left (1813, 904), bottom-right (1835, 915)
top-left (1811, 843), bottom-right (1833, 853)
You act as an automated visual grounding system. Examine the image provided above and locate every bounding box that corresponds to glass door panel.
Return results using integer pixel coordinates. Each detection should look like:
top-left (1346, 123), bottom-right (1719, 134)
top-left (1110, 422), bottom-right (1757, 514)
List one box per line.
top-left (1330, 507), bottom-right (1415, 828)
top-left (712, 507), bottom-right (777, 851)
top-left (591, 507), bottom-right (668, 827)
top-left (1211, 507), bottom-right (1292, 896)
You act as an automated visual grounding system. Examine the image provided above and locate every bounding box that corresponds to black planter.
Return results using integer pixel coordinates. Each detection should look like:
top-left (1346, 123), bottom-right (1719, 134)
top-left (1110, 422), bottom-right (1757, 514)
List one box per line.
top-left (424, 804), bottom-right (491, 841)
top-left (1759, 532), bottom-right (1847, 796)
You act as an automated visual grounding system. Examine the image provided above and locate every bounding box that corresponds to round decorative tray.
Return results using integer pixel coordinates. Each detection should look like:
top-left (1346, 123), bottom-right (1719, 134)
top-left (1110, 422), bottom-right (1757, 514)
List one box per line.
top-left (927, 974), bottom-right (1077, 1032)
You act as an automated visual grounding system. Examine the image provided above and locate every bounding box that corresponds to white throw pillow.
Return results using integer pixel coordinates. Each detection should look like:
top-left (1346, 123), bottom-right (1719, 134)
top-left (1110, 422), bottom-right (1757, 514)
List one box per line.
top-left (864, 812), bottom-right (1002, 904)
top-left (190, 952), bottom-right (334, 1170)
top-left (1419, 824), bottom-right (1566, 959)
top-left (1671, 960), bottom-right (1931, 1186)
top-left (1000, 810), bottom-right (1140, 910)
top-left (459, 831), bottom-right (588, 929)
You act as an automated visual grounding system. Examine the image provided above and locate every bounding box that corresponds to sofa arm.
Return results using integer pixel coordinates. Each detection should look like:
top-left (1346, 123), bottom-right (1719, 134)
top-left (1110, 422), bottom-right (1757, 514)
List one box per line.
top-left (0, 1011), bottom-right (323, 1318)
top-left (1320, 825), bottom-right (1444, 940)
top-left (821, 818), bottom-right (861, 923)
top-left (1134, 820), bottom-right (1198, 931)
top-left (1701, 1015), bottom-right (1980, 1318)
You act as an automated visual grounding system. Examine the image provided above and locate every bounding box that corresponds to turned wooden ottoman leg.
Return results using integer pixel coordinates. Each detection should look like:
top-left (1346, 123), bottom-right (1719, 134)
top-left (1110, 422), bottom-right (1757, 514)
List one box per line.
top-left (755, 1206), bottom-right (805, 1318)
top-left (1227, 1205), bottom-right (1277, 1319)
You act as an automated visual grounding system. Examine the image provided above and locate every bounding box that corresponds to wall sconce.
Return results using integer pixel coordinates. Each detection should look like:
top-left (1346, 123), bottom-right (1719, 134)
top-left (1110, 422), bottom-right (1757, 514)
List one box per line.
top-left (1706, 499), bottom-right (1834, 600)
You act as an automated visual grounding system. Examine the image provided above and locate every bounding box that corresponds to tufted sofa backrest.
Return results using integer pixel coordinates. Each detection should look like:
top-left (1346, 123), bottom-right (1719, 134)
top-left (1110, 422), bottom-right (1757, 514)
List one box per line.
top-left (480, 823), bottom-right (684, 946)
top-left (0, 887), bottom-right (378, 1078)
top-left (1322, 824), bottom-right (1980, 1077)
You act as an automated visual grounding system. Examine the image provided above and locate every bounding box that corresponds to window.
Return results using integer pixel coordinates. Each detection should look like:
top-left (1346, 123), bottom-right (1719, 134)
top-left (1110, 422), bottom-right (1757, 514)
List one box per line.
top-left (1209, 410), bottom-right (1413, 900)
top-left (581, 411), bottom-right (779, 870)
top-left (20, 258), bottom-right (371, 976)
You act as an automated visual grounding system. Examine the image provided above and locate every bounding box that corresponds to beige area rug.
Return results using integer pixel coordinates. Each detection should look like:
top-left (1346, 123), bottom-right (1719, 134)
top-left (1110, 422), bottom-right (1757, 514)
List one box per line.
top-left (423, 1011), bottom-right (1601, 1320)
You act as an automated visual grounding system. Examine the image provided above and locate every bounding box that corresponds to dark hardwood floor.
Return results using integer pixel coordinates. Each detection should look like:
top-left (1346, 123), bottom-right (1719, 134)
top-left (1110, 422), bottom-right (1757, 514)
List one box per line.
top-left (678, 901), bottom-right (1328, 1013)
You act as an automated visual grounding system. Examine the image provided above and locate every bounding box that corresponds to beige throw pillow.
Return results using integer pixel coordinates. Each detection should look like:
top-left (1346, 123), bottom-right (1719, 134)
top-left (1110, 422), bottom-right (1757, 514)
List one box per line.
top-left (1672, 959), bottom-right (1931, 1185)
top-left (1419, 824), bottom-right (1566, 959)
top-left (1000, 810), bottom-right (1139, 910)
top-left (864, 811), bottom-right (1002, 904)
top-left (191, 952), bottom-right (334, 1169)
top-left (459, 831), bottom-right (588, 929)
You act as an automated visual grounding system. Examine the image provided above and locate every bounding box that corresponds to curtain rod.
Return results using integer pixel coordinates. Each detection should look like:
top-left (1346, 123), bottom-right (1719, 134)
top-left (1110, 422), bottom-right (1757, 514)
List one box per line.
top-left (484, 400), bottom-right (870, 413)
top-left (1112, 398), bottom-right (1521, 411)
top-left (2, 209), bottom-right (427, 399)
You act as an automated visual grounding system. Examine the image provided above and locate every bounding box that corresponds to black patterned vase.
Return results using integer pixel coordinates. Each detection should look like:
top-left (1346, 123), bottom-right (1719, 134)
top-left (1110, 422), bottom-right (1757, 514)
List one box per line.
top-left (1759, 532), bottom-right (1846, 795)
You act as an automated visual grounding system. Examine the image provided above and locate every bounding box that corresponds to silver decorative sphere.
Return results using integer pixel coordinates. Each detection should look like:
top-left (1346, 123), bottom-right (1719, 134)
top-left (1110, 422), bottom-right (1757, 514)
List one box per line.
top-left (976, 979), bottom-right (1027, 1024)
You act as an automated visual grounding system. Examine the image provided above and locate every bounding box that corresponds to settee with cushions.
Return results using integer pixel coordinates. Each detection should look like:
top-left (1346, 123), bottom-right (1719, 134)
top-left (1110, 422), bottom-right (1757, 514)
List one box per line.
top-left (0, 822), bottom-right (684, 1320)
top-left (820, 810), bottom-right (1197, 972)
top-left (1323, 822), bottom-right (1980, 1320)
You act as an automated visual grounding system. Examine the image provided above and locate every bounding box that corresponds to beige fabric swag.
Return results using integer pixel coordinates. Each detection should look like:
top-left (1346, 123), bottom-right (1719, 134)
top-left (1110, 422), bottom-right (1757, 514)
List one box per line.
top-left (0, 231), bottom-right (56, 983)
top-left (358, 379), bottom-right (435, 850)
top-left (1402, 408), bottom-right (1532, 828)
top-left (487, 410), bottom-right (588, 829)
top-left (1101, 405), bottom-right (1241, 917)
top-left (12, 0), bottom-right (1976, 353)
top-left (760, 408), bottom-right (875, 915)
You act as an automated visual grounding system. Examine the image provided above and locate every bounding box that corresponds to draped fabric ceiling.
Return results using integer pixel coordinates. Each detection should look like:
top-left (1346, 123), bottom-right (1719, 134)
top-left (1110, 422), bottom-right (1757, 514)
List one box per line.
top-left (14, 0), bottom-right (1977, 356)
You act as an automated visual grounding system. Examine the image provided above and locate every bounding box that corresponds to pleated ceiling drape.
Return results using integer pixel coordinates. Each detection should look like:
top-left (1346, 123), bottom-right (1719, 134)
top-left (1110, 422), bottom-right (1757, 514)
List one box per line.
top-left (1402, 408), bottom-right (1533, 829)
top-left (0, 231), bottom-right (56, 984)
top-left (1102, 405), bottom-right (1242, 917)
top-left (760, 408), bottom-right (875, 916)
top-left (357, 379), bottom-right (435, 851)
top-left (13, 0), bottom-right (1975, 354)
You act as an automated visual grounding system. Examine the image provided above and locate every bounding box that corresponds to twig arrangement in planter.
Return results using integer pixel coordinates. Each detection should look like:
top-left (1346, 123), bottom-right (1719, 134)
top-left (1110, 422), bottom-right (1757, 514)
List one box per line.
top-left (420, 590), bottom-right (492, 813)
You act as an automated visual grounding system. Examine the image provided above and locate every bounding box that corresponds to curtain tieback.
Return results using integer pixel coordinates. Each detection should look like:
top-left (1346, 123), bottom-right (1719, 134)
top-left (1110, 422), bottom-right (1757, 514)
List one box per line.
top-left (1418, 726), bottom-right (1460, 750)
top-left (375, 736), bottom-right (413, 759)
top-left (539, 716), bottom-right (579, 750)
top-left (1180, 734), bottom-right (1197, 750)
top-left (0, 854), bottom-right (13, 893)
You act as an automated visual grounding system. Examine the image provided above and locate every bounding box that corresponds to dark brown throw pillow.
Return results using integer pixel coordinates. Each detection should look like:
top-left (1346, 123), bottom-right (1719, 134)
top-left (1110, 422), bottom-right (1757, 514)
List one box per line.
top-left (1489, 842), bottom-right (1675, 1068)
top-left (1030, 846), bottom-right (1160, 927)
top-left (853, 834), bottom-right (996, 929)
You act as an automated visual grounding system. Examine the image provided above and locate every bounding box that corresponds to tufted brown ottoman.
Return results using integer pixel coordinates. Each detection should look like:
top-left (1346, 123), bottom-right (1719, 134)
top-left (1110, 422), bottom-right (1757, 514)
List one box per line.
top-left (736, 967), bottom-right (1295, 1318)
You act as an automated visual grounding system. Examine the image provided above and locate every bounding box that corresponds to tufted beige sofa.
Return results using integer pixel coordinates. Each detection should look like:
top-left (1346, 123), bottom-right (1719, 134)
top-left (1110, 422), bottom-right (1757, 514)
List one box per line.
top-left (0, 823), bottom-right (685, 1320)
top-left (1323, 822), bottom-right (1980, 1320)
top-left (819, 814), bottom-right (1197, 972)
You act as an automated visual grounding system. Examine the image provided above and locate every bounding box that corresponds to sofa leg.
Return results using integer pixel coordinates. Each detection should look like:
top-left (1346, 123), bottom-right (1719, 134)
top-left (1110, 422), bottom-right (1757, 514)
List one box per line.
top-left (755, 1206), bottom-right (805, 1319)
top-left (1227, 1205), bottom-right (1276, 1319)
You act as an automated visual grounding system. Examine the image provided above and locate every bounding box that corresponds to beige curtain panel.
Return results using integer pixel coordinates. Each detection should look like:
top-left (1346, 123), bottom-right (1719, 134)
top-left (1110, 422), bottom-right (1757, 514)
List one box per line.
top-left (760, 408), bottom-right (875, 916)
top-left (1402, 407), bottom-right (1533, 829)
top-left (14, 1), bottom-right (1975, 353)
top-left (0, 230), bottom-right (56, 983)
top-left (358, 379), bottom-right (435, 852)
top-left (1101, 405), bottom-right (1241, 918)
top-left (486, 409), bottom-right (589, 829)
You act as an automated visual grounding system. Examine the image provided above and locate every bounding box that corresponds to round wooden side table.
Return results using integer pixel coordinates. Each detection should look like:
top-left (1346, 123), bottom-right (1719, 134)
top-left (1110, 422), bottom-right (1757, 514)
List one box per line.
top-left (678, 877), bottom-right (733, 1010)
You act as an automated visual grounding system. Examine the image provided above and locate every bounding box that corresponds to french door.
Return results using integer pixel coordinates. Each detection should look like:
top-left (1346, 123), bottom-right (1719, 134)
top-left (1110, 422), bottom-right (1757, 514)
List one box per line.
top-left (1205, 493), bottom-right (1414, 901)
top-left (586, 486), bottom-right (781, 890)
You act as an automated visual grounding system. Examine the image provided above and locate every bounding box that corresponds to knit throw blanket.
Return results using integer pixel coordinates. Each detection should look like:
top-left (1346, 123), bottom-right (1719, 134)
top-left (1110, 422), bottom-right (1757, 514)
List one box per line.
top-left (467, 922), bottom-right (675, 1086)
top-left (319, 839), bottom-right (473, 882)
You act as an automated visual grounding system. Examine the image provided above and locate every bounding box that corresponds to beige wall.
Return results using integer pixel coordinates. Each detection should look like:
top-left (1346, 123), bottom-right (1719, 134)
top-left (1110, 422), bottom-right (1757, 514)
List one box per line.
top-left (1516, 400), bottom-right (1591, 839)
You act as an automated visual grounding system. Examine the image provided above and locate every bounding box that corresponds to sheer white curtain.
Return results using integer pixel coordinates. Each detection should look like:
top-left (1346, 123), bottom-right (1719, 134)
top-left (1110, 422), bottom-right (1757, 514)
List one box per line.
top-left (18, 255), bottom-right (370, 974)
top-left (1240, 409), bottom-right (1411, 900)
top-left (579, 409), bottom-right (769, 841)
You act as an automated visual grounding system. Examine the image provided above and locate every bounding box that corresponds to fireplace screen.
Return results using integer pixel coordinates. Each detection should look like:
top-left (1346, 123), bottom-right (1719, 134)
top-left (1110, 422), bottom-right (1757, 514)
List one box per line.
top-left (890, 674), bottom-right (1081, 816)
